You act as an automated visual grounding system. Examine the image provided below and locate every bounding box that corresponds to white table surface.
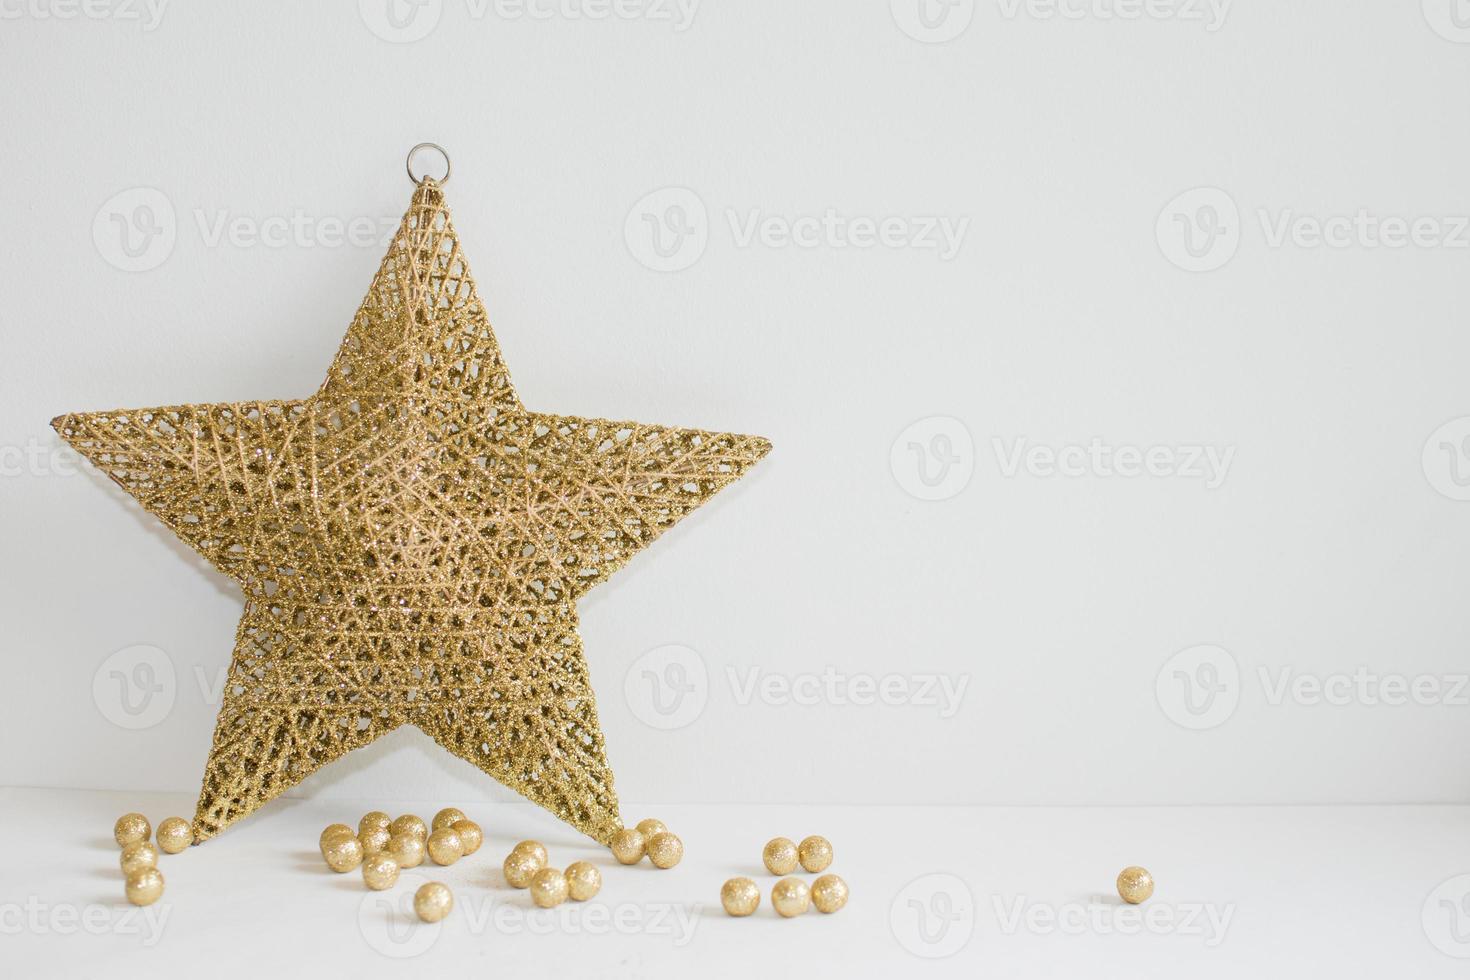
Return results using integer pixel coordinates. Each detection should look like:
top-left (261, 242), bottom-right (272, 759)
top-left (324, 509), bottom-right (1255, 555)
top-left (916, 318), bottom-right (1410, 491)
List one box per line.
top-left (4, 788), bottom-right (1467, 977)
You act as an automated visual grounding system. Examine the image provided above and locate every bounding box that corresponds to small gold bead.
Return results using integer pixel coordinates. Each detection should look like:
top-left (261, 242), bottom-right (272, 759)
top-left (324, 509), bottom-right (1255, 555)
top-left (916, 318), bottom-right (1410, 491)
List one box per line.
top-left (386, 832), bottom-right (425, 869)
top-left (389, 814), bottom-right (427, 841)
top-left (323, 834), bottom-right (365, 873)
top-left (530, 867), bottom-right (569, 908)
top-left (360, 826), bottom-right (392, 855)
top-left (565, 861), bottom-right (602, 901)
top-left (1117, 866), bottom-right (1154, 905)
top-left (427, 827), bottom-right (464, 865)
top-left (798, 835), bottom-right (833, 873)
top-left (762, 837), bottom-right (798, 875)
top-left (609, 828), bottom-right (645, 865)
top-left (431, 807), bottom-right (466, 831)
top-left (359, 811), bottom-right (392, 838)
top-left (512, 840), bottom-right (548, 866)
top-left (451, 819), bottom-right (483, 856)
top-left (362, 852), bottom-right (399, 890)
top-left (114, 813), bottom-right (151, 848)
top-left (810, 874), bottom-right (848, 913)
top-left (155, 817), bottom-right (193, 854)
top-left (646, 832), bottom-right (683, 869)
top-left (125, 867), bottom-right (164, 906)
top-left (319, 823), bottom-right (355, 855)
top-left (635, 818), bottom-right (667, 838)
top-left (414, 882), bottom-right (454, 923)
top-left (771, 877), bottom-right (811, 917)
top-left (120, 841), bottom-right (158, 875)
top-left (720, 877), bottom-right (760, 917)
top-left (503, 850), bottom-right (542, 888)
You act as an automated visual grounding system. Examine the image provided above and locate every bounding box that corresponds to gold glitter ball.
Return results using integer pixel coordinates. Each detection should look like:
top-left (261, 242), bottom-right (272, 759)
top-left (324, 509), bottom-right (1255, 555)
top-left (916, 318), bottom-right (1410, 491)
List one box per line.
top-left (319, 823), bottom-right (355, 854)
top-left (432, 808), bottom-right (466, 832)
top-left (635, 818), bottom-right (667, 838)
top-left (512, 840), bottom-right (548, 866)
top-left (323, 834), bottom-right (365, 873)
top-left (390, 815), bottom-right (427, 842)
top-left (451, 819), bottom-right (483, 856)
top-left (386, 832), bottom-right (425, 869)
top-left (530, 867), bottom-right (569, 908)
top-left (119, 841), bottom-right (158, 876)
top-left (125, 867), bottom-right (165, 906)
top-left (55, 178), bottom-right (769, 848)
top-left (609, 828), bottom-right (645, 865)
top-left (771, 877), bottom-right (811, 918)
top-left (1116, 866), bottom-right (1155, 905)
top-left (155, 817), bottom-right (193, 854)
top-left (646, 832), bottom-right (683, 869)
top-left (114, 813), bottom-right (151, 848)
top-left (359, 811), bottom-right (392, 838)
top-left (360, 826), bottom-right (392, 855)
top-left (798, 835), bottom-right (833, 873)
top-left (565, 861), bottom-right (602, 901)
top-left (720, 877), bottom-right (761, 917)
top-left (503, 850), bottom-right (542, 888)
top-left (427, 828), bottom-right (464, 866)
top-left (762, 837), bottom-right (799, 875)
top-left (414, 882), bottom-right (454, 923)
top-left (362, 852), bottom-right (400, 890)
top-left (810, 874), bottom-right (848, 913)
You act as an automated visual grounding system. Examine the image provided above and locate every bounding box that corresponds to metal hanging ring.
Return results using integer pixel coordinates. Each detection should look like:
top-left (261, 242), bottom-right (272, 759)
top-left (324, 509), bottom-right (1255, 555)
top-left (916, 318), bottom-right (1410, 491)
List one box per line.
top-left (406, 143), bottom-right (451, 185)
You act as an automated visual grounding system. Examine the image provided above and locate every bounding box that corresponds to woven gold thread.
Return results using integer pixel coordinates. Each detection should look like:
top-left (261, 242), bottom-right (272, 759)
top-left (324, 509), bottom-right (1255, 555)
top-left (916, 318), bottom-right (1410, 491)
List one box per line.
top-left (53, 179), bottom-right (770, 845)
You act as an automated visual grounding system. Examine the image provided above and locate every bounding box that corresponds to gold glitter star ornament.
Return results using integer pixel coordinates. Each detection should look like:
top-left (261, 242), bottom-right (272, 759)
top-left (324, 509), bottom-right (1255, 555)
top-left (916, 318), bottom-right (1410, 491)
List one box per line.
top-left (54, 149), bottom-right (770, 845)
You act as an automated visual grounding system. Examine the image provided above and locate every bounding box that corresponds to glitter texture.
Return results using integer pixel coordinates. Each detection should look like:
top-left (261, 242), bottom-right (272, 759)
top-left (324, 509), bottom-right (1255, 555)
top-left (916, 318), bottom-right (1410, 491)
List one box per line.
top-left (54, 178), bottom-right (771, 846)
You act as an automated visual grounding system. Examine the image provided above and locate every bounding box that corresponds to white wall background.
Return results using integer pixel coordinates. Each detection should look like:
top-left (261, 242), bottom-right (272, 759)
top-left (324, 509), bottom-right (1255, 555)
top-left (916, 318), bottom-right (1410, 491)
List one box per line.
top-left (2, 1), bottom-right (1469, 810)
